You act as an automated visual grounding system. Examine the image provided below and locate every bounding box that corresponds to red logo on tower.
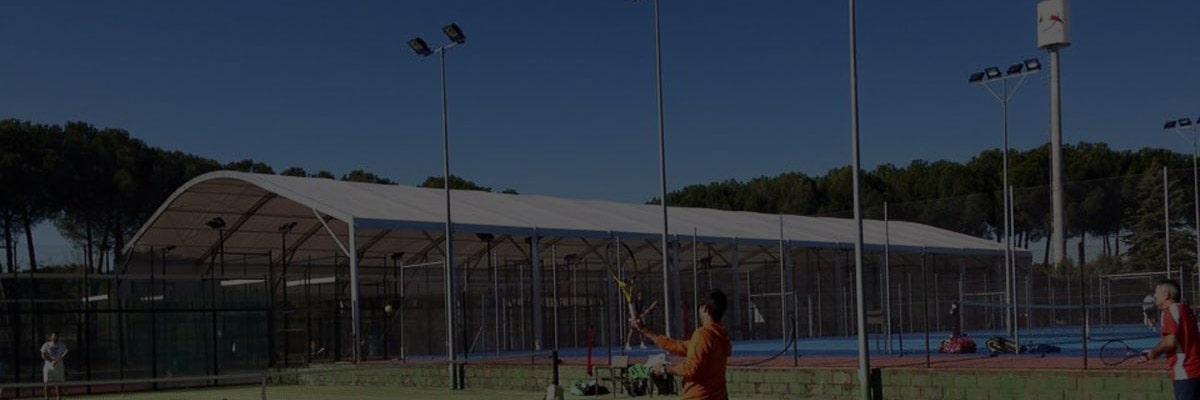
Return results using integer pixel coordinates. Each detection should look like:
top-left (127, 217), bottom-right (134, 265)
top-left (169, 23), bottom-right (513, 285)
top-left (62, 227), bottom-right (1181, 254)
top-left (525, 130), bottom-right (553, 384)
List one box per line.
top-left (1037, 0), bottom-right (1070, 49)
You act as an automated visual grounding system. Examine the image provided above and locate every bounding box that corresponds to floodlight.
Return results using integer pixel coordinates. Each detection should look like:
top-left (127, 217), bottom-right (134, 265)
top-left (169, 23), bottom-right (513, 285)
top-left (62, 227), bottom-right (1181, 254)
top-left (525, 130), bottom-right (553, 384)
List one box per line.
top-left (205, 217), bottom-right (226, 230)
top-left (968, 72), bottom-right (985, 83)
top-left (408, 37), bottom-right (433, 56)
top-left (278, 221), bottom-right (297, 233)
top-left (1006, 64), bottom-right (1023, 75)
top-left (442, 23), bottom-right (465, 44)
top-left (1180, 118), bottom-right (1194, 128)
top-left (1024, 58), bottom-right (1041, 72)
top-left (1165, 120), bottom-right (1179, 130)
top-left (984, 67), bottom-right (1002, 79)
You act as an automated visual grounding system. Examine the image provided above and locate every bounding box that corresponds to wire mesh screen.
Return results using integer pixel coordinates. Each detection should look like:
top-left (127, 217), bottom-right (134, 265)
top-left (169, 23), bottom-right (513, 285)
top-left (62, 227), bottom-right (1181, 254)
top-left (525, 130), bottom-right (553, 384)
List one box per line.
top-left (0, 262), bottom-right (270, 386)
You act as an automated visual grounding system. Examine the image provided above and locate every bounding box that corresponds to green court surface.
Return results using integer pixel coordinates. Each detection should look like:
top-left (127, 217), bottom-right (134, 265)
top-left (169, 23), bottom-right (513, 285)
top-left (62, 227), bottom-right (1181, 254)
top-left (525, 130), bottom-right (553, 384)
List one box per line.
top-left (73, 386), bottom-right (670, 400)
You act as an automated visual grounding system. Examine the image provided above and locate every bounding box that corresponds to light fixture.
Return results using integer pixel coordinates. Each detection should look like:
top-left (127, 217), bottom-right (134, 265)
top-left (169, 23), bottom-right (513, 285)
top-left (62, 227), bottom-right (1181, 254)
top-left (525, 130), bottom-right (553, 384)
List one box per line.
top-left (205, 217), bottom-right (226, 230)
top-left (408, 38), bottom-right (432, 57)
top-left (1180, 118), bottom-right (1194, 128)
top-left (442, 23), bottom-right (465, 44)
top-left (1006, 64), bottom-right (1023, 75)
top-left (391, 252), bottom-right (406, 262)
top-left (1166, 120), bottom-right (1179, 130)
top-left (1024, 58), bottom-right (1041, 72)
top-left (984, 67), bottom-right (1002, 80)
top-left (476, 233), bottom-right (495, 242)
top-left (968, 72), bottom-right (985, 83)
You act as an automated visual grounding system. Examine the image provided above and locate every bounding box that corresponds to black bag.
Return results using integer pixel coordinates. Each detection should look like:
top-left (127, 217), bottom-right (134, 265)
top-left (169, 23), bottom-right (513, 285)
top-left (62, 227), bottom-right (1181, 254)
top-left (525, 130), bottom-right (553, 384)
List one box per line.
top-left (624, 379), bottom-right (649, 397)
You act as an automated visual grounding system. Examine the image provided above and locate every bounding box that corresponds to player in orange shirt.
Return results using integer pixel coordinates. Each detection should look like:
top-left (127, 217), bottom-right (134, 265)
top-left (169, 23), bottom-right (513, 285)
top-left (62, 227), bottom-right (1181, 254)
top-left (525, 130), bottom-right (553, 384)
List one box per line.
top-left (631, 290), bottom-right (731, 400)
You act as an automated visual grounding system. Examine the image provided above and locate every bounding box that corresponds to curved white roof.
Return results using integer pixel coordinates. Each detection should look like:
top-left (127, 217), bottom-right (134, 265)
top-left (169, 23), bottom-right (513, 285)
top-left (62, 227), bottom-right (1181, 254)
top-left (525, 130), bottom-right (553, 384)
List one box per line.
top-left (124, 171), bottom-right (1018, 264)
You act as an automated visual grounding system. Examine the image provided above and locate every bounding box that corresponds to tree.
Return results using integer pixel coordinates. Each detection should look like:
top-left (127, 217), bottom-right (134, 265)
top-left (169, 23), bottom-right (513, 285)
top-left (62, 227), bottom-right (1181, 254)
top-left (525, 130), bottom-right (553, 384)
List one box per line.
top-left (223, 159), bottom-right (275, 174)
top-left (341, 170), bottom-right (395, 184)
top-left (420, 175), bottom-right (492, 192)
top-left (280, 167), bottom-right (309, 177)
top-left (1123, 164), bottom-right (1196, 272)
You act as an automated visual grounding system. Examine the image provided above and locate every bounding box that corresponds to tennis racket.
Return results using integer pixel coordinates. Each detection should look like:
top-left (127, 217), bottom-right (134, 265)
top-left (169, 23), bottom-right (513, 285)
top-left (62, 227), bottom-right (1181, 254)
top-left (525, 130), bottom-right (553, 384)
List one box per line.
top-left (598, 252), bottom-right (640, 321)
top-left (1099, 340), bottom-right (1144, 366)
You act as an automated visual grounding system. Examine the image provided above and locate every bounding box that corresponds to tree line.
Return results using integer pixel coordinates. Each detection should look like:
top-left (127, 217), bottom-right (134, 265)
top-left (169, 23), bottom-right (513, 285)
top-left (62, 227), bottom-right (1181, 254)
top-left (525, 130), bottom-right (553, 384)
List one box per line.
top-left (0, 119), bottom-right (502, 273)
top-left (2, 118), bottom-right (1192, 274)
top-left (660, 142), bottom-right (1196, 274)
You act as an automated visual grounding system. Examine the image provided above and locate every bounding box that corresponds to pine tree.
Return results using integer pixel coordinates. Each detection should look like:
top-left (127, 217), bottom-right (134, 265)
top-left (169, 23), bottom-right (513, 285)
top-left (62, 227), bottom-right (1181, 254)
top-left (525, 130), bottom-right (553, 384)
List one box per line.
top-left (1123, 165), bottom-right (1196, 272)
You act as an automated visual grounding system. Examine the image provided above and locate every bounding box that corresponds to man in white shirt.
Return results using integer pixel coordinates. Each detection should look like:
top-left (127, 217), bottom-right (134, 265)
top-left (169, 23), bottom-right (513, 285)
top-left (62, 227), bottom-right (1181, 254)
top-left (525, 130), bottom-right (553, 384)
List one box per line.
top-left (40, 333), bottom-right (67, 400)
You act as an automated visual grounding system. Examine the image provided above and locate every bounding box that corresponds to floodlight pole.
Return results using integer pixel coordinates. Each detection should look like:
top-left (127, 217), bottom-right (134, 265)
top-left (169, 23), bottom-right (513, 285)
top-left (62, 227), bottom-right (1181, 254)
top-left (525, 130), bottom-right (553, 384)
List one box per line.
top-left (1167, 123), bottom-right (1200, 298)
top-left (973, 66), bottom-right (1035, 340)
top-left (410, 32), bottom-right (464, 389)
top-left (438, 45), bottom-right (461, 389)
top-left (651, 0), bottom-right (673, 339)
top-left (848, 0), bottom-right (871, 398)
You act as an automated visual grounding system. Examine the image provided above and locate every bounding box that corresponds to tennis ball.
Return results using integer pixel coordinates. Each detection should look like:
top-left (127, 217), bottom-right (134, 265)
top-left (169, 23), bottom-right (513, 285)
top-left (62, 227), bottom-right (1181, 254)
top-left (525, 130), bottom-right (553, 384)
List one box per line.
top-left (385, 304), bottom-right (394, 314)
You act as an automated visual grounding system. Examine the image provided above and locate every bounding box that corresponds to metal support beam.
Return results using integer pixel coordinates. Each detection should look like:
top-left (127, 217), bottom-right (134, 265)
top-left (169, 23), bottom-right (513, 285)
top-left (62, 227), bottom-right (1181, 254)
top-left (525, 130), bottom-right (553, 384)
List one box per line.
top-left (194, 193), bottom-right (278, 264)
top-left (349, 221), bottom-right (362, 363)
top-left (730, 238), bottom-right (742, 340)
top-left (409, 232), bottom-right (447, 264)
top-left (530, 232), bottom-right (544, 351)
top-left (272, 215), bottom-right (336, 266)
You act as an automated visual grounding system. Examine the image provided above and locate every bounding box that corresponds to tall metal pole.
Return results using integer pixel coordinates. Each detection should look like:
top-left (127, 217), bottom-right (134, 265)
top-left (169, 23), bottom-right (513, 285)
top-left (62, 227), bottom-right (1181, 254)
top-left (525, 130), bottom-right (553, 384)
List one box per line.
top-left (1166, 166), bottom-right (1172, 279)
top-left (973, 63), bottom-right (1034, 336)
top-left (1167, 124), bottom-right (1199, 297)
top-left (552, 245), bottom-right (559, 349)
top-left (1193, 132), bottom-right (1199, 299)
top-left (1049, 47), bottom-right (1066, 269)
top-left (439, 48), bottom-right (460, 389)
top-left (1001, 78), bottom-right (1014, 337)
top-left (281, 231), bottom-right (290, 367)
top-left (1010, 185), bottom-right (1020, 353)
top-left (349, 223), bottom-right (362, 364)
top-left (779, 215), bottom-right (787, 346)
top-left (491, 241), bottom-right (499, 356)
top-left (400, 259), bottom-right (406, 360)
top-left (848, 0), bottom-right (871, 397)
top-left (652, 0), bottom-right (672, 338)
top-left (884, 202), bottom-right (891, 355)
top-left (693, 228), bottom-right (699, 332)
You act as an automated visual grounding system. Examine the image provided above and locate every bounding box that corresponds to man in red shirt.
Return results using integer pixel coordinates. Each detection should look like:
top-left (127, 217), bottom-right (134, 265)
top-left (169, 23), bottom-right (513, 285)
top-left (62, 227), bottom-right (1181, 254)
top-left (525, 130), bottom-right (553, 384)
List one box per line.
top-left (1143, 279), bottom-right (1200, 400)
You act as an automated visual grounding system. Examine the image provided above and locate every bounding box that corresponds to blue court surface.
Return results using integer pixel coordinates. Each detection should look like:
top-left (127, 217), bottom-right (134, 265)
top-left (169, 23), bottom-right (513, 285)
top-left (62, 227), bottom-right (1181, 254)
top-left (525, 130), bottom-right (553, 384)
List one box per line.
top-left (407, 324), bottom-right (1161, 363)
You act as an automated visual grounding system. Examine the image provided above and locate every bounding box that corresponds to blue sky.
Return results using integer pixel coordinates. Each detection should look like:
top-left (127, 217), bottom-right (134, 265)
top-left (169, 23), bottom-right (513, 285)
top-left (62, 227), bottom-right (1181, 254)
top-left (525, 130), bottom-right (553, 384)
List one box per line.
top-left (2, 1), bottom-right (1199, 261)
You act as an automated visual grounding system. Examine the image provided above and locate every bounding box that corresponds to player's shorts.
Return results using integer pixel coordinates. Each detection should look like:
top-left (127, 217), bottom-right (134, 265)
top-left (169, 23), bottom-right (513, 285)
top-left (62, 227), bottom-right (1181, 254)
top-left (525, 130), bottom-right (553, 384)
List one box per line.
top-left (43, 364), bottom-right (64, 383)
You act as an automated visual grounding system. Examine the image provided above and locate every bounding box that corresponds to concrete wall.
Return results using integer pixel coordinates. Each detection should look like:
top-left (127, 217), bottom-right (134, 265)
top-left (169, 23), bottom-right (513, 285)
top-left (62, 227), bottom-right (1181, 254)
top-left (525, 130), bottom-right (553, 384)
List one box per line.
top-left (293, 363), bottom-right (1175, 399)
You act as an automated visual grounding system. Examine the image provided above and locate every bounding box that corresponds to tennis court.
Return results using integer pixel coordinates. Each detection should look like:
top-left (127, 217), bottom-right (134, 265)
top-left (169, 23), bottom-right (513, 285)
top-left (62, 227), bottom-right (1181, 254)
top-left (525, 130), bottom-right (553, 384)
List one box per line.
top-left (1, 173), bottom-right (1177, 399)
